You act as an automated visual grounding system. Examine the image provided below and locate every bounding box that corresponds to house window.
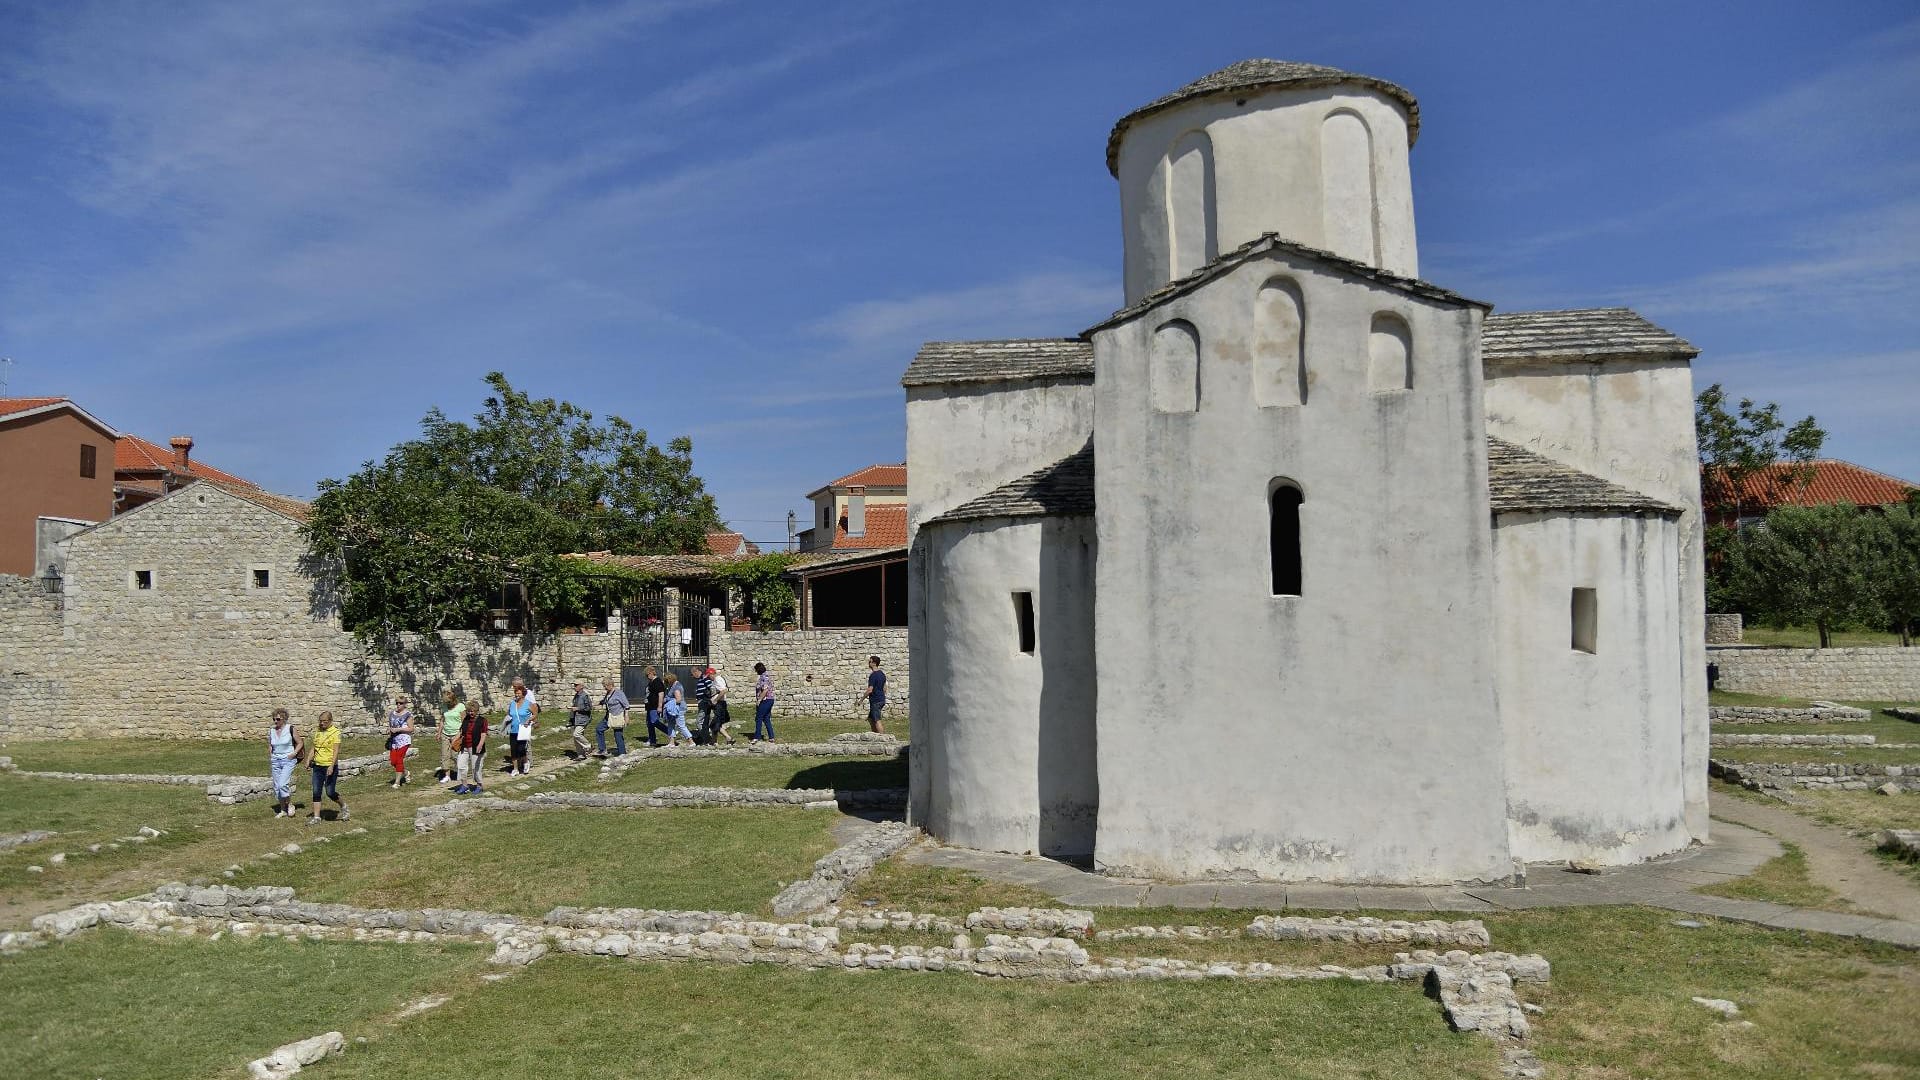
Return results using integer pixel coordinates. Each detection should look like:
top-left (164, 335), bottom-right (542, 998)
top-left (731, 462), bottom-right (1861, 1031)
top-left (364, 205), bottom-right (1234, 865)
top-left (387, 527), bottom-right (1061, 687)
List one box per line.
top-left (133, 569), bottom-right (153, 590)
top-left (80, 444), bottom-right (97, 479)
top-left (1270, 482), bottom-right (1304, 596)
top-left (1014, 591), bottom-right (1036, 654)
top-left (1571, 588), bottom-right (1598, 653)
top-left (252, 568), bottom-right (272, 589)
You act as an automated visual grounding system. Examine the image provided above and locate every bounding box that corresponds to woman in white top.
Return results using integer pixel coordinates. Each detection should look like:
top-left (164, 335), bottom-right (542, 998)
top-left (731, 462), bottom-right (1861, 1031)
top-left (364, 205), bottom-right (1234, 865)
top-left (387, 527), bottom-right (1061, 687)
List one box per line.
top-left (267, 709), bottom-right (304, 819)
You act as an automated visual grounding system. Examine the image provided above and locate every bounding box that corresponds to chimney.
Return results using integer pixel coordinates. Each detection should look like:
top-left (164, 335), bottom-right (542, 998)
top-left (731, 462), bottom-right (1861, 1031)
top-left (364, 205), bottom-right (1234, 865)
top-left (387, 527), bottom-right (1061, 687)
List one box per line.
top-left (847, 485), bottom-right (867, 538)
top-left (169, 436), bottom-right (193, 472)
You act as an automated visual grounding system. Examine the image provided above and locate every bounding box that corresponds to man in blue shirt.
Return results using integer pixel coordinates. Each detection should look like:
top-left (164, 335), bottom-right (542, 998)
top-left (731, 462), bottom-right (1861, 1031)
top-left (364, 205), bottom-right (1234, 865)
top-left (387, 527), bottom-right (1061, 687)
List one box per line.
top-left (859, 654), bottom-right (887, 735)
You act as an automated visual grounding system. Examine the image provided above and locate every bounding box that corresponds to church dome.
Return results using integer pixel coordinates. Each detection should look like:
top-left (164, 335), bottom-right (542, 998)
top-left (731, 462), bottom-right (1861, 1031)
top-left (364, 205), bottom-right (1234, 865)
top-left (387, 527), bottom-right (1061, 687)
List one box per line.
top-left (1106, 59), bottom-right (1421, 176)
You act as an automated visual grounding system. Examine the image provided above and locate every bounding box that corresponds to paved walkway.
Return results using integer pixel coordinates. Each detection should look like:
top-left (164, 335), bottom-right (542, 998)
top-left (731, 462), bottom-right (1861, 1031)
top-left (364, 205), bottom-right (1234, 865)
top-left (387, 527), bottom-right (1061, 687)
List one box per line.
top-left (900, 811), bottom-right (1920, 950)
top-left (1709, 794), bottom-right (1920, 923)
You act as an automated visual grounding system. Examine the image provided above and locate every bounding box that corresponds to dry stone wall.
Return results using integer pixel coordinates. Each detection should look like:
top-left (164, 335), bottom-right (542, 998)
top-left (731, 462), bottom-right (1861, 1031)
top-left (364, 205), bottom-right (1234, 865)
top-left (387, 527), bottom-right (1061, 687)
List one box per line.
top-left (0, 485), bottom-right (906, 740)
top-left (1704, 614), bottom-right (1743, 645)
top-left (707, 619), bottom-right (909, 720)
top-left (1709, 645), bottom-right (1920, 702)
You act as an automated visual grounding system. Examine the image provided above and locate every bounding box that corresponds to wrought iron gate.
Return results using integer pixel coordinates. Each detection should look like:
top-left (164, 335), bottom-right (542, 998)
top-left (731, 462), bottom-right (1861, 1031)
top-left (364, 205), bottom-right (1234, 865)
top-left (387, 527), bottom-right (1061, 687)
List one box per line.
top-left (620, 589), bottom-right (671, 701)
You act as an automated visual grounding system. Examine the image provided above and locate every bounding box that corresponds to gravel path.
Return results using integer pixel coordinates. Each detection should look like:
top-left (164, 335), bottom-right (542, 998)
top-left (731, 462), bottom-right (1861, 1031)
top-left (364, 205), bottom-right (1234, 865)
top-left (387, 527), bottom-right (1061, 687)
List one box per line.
top-left (1709, 793), bottom-right (1920, 923)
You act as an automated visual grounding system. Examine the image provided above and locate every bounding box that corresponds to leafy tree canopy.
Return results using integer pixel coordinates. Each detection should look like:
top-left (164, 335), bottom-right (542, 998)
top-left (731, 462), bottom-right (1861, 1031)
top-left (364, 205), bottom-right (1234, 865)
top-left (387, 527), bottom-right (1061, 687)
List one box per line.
top-left (1696, 383), bottom-right (1826, 520)
top-left (306, 373), bottom-right (723, 633)
top-left (1728, 503), bottom-right (1884, 648)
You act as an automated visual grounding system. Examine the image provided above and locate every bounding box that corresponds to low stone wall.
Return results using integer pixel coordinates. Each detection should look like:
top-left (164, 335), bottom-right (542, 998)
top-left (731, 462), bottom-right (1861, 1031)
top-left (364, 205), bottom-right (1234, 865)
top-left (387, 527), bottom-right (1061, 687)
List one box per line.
top-left (771, 820), bottom-right (919, 916)
top-left (593, 737), bottom-right (904, 783)
top-left (413, 787), bottom-right (908, 832)
top-left (1708, 645), bottom-right (1920, 701)
top-left (1876, 829), bottom-right (1920, 860)
top-left (1705, 614), bottom-right (1744, 645)
top-left (1710, 733), bottom-right (1876, 747)
top-left (707, 621), bottom-right (909, 720)
top-left (1710, 759), bottom-right (1920, 792)
top-left (1248, 915), bottom-right (1492, 947)
top-left (1893, 708), bottom-right (1920, 724)
top-left (1709, 703), bottom-right (1870, 724)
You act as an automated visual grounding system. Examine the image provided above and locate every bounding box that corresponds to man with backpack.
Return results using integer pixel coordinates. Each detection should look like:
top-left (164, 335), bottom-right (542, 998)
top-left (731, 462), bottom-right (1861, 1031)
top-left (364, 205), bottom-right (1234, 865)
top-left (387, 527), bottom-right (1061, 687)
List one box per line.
top-left (568, 680), bottom-right (594, 760)
top-left (693, 667), bottom-right (715, 745)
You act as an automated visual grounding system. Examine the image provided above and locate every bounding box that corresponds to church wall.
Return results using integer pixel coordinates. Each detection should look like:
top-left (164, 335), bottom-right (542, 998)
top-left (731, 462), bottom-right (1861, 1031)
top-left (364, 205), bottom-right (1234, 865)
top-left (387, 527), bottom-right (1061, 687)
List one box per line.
top-left (912, 515), bottom-right (1098, 858)
top-left (1493, 512), bottom-right (1690, 865)
top-left (1090, 252), bottom-right (1512, 884)
top-left (1483, 359), bottom-right (1710, 841)
top-left (1115, 86), bottom-right (1417, 304)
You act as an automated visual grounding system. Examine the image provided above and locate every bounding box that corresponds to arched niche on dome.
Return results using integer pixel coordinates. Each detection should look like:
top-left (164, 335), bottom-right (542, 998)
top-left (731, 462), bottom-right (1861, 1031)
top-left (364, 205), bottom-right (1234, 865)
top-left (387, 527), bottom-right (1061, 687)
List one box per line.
top-left (1320, 110), bottom-right (1379, 266)
top-left (1164, 130), bottom-right (1217, 280)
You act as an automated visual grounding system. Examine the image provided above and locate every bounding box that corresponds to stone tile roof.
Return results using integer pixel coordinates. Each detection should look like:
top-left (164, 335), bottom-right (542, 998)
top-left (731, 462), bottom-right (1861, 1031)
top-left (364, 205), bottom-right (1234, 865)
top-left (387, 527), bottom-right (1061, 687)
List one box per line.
top-left (193, 476), bottom-right (313, 523)
top-left (1481, 308), bottom-right (1698, 363)
top-left (1087, 233), bottom-right (1487, 337)
top-left (1487, 438), bottom-right (1678, 517)
top-left (926, 441), bottom-right (1095, 526)
top-left (1712, 459), bottom-right (1918, 513)
top-left (901, 339), bottom-right (1094, 388)
top-left (1107, 59), bottom-right (1420, 175)
top-left (831, 504), bottom-right (908, 550)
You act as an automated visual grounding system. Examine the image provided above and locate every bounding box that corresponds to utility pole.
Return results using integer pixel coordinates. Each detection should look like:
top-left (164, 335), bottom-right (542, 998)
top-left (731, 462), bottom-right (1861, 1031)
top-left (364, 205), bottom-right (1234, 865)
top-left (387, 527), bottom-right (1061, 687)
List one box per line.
top-left (786, 510), bottom-right (796, 552)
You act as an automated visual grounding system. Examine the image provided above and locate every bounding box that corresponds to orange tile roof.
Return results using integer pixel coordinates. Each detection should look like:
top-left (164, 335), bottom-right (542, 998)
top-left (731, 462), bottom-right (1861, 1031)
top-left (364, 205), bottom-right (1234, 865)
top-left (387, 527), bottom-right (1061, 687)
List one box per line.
top-left (827, 463), bottom-right (907, 489)
top-left (114, 433), bottom-right (255, 487)
top-left (832, 503), bottom-right (908, 550)
top-left (704, 530), bottom-right (760, 557)
top-left (0, 396), bottom-right (67, 418)
top-left (1709, 459), bottom-right (1918, 513)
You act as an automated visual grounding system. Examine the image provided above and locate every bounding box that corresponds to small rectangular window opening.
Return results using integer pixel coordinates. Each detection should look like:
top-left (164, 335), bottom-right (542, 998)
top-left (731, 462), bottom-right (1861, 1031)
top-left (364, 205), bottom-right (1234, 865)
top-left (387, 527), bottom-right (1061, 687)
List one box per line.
top-left (1571, 588), bottom-right (1598, 654)
top-left (1014, 591), bottom-right (1036, 654)
top-left (134, 570), bottom-right (153, 590)
top-left (80, 444), bottom-right (97, 479)
top-left (252, 568), bottom-right (271, 589)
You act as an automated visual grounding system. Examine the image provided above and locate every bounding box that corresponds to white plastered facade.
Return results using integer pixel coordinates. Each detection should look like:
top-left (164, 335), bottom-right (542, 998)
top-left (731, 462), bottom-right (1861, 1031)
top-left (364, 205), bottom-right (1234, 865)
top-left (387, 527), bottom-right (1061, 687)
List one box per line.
top-left (905, 61), bottom-right (1705, 883)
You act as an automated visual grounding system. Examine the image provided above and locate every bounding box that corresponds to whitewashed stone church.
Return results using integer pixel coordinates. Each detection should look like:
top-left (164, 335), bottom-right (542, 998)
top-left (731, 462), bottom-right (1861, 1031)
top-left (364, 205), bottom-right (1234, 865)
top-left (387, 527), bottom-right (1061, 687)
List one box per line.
top-left (903, 60), bottom-right (1709, 885)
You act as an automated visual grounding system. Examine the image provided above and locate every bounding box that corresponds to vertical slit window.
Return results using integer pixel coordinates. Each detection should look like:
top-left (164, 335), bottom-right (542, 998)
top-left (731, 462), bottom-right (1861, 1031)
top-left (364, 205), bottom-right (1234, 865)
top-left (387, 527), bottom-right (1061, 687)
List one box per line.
top-left (1571, 588), bottom-right (1598, 653)
top-left (1014, 591), bottom-right (1036, 654)
top-left (1270, 483), bottom-right (1303, 596)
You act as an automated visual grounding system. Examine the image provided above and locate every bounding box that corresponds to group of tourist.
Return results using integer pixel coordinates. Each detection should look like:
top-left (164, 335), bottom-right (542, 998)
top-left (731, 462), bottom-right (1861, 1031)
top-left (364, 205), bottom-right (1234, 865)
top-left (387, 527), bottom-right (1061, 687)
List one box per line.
top-left (264, 656), bottom-right (889, 813)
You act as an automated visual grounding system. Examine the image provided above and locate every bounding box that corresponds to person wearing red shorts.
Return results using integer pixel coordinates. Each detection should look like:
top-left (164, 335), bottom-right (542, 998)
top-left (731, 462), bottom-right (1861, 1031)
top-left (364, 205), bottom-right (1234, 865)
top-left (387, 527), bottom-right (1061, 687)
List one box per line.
top-left (385, 695), bottom-right (415, 788)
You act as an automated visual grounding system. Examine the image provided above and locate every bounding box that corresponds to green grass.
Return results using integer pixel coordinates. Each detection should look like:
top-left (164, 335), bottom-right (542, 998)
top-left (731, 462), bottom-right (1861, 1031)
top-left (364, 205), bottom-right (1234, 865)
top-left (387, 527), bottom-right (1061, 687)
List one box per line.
top-left (233, 807), bottom-right (840, 916)
top-left (0, 774), bottom-right (225, 904)
top-left (1710, 696), bottom-right (1920, 745)
top-left (1697, 842), bottom-right (1879, 915)
top-left (301, 953), bottom-right (1501, 1080)
top-left (852, 860), bottom-right (1063, 913)
top-left (0, 928), bottom-right (486, 1080)
top-left (584, 753), bottom-right (908, 793)
top-left (731, 712), bottom-right (909, 744)
top-left (1737, 624), bottom-right (1909, 648)
top-left (1486, 906), bottom-right (1920, 1078)
top-left (0, 736), bottom-right (303, 776)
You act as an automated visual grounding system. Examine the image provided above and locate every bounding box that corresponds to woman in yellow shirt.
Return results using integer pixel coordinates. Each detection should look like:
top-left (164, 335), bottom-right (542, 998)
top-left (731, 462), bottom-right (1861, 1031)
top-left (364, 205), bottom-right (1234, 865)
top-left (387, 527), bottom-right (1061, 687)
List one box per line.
top-left (307, 711), bottom-right (349, 825)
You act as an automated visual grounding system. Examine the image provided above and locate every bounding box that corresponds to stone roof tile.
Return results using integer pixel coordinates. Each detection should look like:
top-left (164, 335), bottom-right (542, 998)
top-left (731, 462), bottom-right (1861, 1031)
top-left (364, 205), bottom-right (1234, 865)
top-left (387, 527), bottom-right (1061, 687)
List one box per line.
top-left (925, 441), bottom-right (1095, 526)
top-left (901, 339), bottom-right (1094, 389)
top-left (1481, 308), bottom-right (1697, 363)
top-left (1086, 232), bottom-right (1487, 336)
top-left (1108, 59), bottom-right (1420, 175)
top-left (1487, 438), bottom-right (1678, 516)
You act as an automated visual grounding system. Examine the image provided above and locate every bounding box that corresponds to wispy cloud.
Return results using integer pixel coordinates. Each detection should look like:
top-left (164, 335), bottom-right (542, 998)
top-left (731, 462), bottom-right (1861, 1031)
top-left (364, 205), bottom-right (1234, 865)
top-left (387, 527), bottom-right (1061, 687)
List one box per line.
top-left (809, 269), bottom-right (1117, 347)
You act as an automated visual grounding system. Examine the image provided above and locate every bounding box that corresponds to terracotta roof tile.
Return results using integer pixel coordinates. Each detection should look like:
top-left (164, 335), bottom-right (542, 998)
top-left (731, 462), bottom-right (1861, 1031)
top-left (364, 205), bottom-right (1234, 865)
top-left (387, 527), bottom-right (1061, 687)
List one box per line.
top-left (0, 396), bottom-right (67, 418)
top-left (704, 530), bottom-right (760, 557)
top-left (832, 504), bottom-right (907, 550)
top-left (1710, 459), bottom-right (1917, 512)
top-left (828, 464), bottom-right (908, 489)
top-left (0, 397), bottom-right (119, 436)
top-left (114, 433), bottom-right (256, 487)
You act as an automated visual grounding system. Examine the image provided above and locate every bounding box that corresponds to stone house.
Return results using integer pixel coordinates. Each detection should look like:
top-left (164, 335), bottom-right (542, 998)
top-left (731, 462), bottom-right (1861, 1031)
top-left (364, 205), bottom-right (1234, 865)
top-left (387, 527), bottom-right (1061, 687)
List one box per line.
top-left (907, 60), bottom-right (1707, 884)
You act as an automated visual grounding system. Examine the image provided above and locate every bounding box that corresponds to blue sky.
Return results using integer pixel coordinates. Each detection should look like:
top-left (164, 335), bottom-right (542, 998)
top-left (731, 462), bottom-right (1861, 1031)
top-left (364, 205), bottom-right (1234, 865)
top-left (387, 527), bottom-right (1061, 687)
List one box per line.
top-left (3, 1), bottom-right (1916, 545)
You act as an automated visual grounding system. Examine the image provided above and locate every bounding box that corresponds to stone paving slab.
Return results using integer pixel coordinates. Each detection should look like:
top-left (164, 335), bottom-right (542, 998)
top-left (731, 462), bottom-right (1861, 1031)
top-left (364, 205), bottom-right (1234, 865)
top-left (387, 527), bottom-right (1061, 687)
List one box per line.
top-left (1758, 908), bottom-right (1894, 937)
top-left (1208, 883), bottom-right (1294, 910)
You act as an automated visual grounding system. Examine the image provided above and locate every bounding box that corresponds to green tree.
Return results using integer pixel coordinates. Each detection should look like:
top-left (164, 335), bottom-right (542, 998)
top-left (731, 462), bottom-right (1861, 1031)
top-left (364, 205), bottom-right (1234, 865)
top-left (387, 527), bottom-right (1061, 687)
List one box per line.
top-left (1731, 503), bottom-right (1884, 648)
top-left (707, 553), bottom-right (798, 629)
top-left (306, 373), bottom-right (722, 633)
top-left (1695, 384), bottom-right (1826, 522)
top-left (1879, 505), bottom-right (1920, 647)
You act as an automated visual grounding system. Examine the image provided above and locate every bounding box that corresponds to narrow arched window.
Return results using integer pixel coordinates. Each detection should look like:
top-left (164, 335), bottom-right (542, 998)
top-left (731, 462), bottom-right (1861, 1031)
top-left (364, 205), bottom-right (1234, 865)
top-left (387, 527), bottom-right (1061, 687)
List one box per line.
top-left (1165, 130), bottom-right (1217, 279)
top-left (1321, 110), bottom-right (1378, 265)
top-left (1368, 312), bottom-right (1412, 392)
top-left (1254, 277), bottom-right (1306, 407)
top-left (1270, 481), bottom-right (1303, 596)
top-left (1151, 319), bottom-right (1200, 413)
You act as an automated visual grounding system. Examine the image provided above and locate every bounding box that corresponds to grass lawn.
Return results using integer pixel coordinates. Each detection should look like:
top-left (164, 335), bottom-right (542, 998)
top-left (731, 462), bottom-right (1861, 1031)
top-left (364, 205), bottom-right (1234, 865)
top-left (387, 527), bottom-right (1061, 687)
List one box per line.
top-left (738, 712), bottom-right (910, 744)
top-left (302, 953), bottom-right (1500, 1080)
top-left (0, 736), bottom-right (302, 776)
top-left (1696, 842), bottom-right (1881, 915)
top-left (0, 928), bottom-right (486, 1080)
top-left (1738, 625), bottom-right (1908, 648)
top-left (233, 807), bottom-right (839, 916)
top-left (586, 754), bottom-right (909, 794)
top-left (1710, 694), bottom-right (1920, 745)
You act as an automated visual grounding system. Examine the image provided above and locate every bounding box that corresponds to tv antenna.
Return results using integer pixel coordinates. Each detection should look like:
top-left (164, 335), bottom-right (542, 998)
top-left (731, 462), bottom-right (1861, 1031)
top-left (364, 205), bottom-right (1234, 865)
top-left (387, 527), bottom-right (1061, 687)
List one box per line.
top-left (0, 357), bottom-right (12, 397)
